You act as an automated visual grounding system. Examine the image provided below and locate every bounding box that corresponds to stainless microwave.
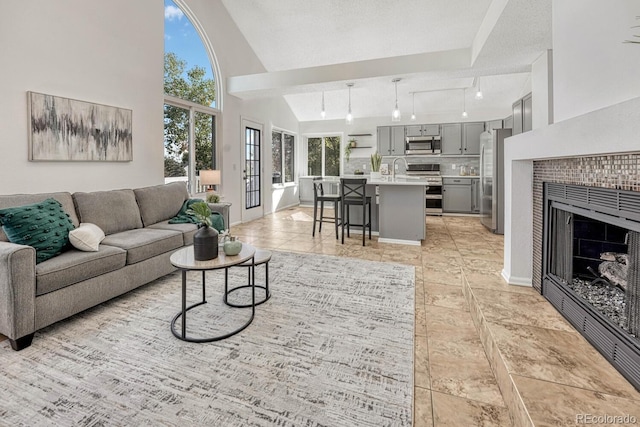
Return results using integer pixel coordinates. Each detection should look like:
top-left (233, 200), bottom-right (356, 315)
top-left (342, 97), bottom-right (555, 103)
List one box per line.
top-left (405, 136), bottom-right (441, 155)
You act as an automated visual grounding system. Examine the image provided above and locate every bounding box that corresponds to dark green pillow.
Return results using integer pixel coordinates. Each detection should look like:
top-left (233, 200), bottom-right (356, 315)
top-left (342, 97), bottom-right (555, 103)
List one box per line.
top-left (0, 198), bottom-right (75, 263)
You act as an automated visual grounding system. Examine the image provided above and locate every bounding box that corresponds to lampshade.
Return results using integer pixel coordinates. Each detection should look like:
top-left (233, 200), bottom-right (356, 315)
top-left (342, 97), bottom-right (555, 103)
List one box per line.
top-left (200, 170), bottom-right (221, 186)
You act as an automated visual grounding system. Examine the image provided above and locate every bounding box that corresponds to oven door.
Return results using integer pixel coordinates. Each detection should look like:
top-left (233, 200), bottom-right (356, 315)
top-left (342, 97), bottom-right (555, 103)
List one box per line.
top-left (425, 184), bottom-right (443, 215)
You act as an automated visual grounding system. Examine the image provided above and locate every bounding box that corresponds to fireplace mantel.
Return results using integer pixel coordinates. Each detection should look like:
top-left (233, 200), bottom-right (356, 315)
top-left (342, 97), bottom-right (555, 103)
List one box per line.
top-left (503, 96), bottom-right (640, 287)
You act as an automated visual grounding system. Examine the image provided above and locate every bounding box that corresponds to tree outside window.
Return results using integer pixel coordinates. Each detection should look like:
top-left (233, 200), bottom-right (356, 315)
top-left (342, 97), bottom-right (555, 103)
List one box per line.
top-left (306, 136), bottom-right (341, 176)
top-left (272, 130), bottom-right (295, 184)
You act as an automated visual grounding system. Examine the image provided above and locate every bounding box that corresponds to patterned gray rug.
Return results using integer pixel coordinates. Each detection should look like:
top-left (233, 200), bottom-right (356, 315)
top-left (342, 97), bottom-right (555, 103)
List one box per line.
top-left (0, 251), bottom-right (414, 426)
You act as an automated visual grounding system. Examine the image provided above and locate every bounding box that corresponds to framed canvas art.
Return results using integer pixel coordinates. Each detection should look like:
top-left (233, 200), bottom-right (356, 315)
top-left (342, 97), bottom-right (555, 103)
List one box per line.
top-left (27, 91), bottom-right (133, 161)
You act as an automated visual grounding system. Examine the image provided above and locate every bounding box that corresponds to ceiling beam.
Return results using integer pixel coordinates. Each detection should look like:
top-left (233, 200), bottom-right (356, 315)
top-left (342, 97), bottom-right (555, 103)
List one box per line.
top-left (227, 48), bottom-right (471, 96)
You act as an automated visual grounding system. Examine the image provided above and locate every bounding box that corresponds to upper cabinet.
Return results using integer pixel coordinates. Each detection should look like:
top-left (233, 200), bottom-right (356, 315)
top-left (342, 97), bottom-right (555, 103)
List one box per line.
top-left (377, 126), bottom-right (405, 156)
top-left (462, 122), bottom-right (484, 155)
top-left (441, 123), bottom-right (462, 155)
top-left (405, 124), bottom-right (440, 137)
top-left (512, 92), bottom-right (532, 136)
top-left (440, 122), bottom-right (483, 155)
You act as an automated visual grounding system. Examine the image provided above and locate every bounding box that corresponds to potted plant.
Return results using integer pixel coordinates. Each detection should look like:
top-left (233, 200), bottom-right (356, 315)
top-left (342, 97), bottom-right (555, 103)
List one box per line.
top-left (370, 151), bottom-right (382, 179)
top-left (187, 201), bottom-right (219, 260)
top-left (344, 138), bottom-right (357, 162)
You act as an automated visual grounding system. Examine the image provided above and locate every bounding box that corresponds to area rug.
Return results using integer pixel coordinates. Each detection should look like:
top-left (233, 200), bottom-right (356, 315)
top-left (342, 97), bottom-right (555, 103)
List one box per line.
top-left (0, 250), bottom-right (415, 426)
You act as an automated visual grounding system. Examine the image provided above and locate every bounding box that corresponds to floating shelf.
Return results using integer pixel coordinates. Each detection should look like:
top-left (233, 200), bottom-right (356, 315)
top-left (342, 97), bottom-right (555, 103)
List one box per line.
top-left (351, 146), bottom-right (373, 149)
top-left (347, 133), bottom-right (373, 137)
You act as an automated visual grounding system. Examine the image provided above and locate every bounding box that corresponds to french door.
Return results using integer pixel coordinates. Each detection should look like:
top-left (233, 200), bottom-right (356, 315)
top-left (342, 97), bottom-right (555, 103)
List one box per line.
top-left (241, 119), bottom-right (264, 222)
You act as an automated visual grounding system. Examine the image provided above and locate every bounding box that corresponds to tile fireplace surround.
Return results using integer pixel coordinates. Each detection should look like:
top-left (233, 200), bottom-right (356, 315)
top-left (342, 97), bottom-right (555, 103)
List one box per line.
top-left (532, 154), bottom-right (640, 291)
top-left (503, 95), bottom-right (640, 289)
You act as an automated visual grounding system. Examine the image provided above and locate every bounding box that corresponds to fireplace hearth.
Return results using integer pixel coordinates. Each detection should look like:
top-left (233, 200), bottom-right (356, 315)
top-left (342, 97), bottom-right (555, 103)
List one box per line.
top-left (542, 183), bottom-right (640, 390)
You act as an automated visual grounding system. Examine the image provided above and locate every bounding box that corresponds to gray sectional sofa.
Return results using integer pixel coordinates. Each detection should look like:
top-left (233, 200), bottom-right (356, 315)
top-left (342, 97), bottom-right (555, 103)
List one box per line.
top-left (0, 182), bottom-right (229, 351)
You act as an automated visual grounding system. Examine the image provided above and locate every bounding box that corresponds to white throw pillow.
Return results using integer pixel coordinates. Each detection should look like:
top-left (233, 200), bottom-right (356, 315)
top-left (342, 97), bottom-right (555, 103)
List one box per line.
top-left (68, 223), bottom-right (105, 252)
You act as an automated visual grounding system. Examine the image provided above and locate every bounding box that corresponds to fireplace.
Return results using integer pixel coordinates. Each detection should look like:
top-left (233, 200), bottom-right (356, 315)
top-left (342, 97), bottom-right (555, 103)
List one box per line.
top-left (542, 182), bottom-right (640, 390)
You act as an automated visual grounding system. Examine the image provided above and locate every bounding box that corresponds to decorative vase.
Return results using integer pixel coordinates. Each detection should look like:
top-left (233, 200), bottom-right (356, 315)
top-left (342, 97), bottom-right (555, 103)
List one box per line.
top-left (370, 171), bottom-right (382, 180)
top-left (193, 225), bottom-right (219, 260)
top-left (223, 236), bottom-right (242, 256)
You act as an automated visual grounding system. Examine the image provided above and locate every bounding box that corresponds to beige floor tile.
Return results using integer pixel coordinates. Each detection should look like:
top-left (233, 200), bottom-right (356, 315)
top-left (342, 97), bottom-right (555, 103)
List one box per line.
top-left (415, 334), bottom-right (431, 389)
top-left (424, 283), bottom-right (468, 311)
top-left (514, 374), bottom-right (640, 426)
top-left (428, 339), bottom-right (505, 406)
top-left (424, 305), bottom-right (480, 343)
top-left (414, 387), bottom-right (434, 427)
top-left (431, 391), bottom-right (511, 427)
top-left (489, 321), bottom-right (640, 400)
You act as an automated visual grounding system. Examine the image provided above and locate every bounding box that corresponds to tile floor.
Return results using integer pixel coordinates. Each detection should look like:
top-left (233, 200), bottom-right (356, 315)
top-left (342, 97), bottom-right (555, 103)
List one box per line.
top-left (3, 207), bottom-right (639, 426)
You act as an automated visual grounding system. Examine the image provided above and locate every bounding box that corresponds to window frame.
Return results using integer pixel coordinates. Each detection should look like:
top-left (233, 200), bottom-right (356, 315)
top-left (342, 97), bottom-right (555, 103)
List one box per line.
top-left (271, 128), bottom-right (297, 187)
top-left (304, 133), bottom-right (342, 177)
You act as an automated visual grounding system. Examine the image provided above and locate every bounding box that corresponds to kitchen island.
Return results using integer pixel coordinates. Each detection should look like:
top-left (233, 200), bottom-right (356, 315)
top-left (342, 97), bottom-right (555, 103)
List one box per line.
top-left (318, 175), bottom-right (427, 245)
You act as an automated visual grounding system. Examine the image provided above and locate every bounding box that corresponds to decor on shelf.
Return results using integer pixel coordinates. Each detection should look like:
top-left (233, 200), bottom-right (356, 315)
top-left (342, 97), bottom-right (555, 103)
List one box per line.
top-left (391, 78), bottom-right (401, 122)
top-left (187, 201), bottom-right (219, 260)
top-left (27, 91), bottom-right (132, 162)
top-left (344, 138), bottom-right (357, 161)
top-left (345, 83), bottom-right (354, 125)
top-left (223, 236), bottom-right (242, 256)
top-left (370, 152), bottom-right (382, 179)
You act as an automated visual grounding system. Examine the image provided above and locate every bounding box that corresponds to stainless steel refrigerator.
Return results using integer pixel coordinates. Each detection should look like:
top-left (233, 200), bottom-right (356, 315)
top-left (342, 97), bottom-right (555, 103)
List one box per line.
top-left (480, 128), bottom-right (511, 234)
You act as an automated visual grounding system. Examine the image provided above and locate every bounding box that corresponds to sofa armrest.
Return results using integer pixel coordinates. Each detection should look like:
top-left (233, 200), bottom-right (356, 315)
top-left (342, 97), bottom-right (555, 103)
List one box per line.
top-left (0, 242), bottom-right (36, 341)
top-left (208, 202), bottom-right (230, 231)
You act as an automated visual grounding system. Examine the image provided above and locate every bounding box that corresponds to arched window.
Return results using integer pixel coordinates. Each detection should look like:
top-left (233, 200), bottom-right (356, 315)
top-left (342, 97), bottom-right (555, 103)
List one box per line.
top-left (163, 0), bottom-right (222, 195)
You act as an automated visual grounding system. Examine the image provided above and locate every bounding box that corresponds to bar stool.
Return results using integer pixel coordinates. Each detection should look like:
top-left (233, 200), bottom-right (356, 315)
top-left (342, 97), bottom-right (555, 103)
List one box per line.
top-left (312, 178), bottom-right (341, 239)
top-left (340, 178), bottom-right (372, 246)
top-left (225, 249), bottom-right (272, 307)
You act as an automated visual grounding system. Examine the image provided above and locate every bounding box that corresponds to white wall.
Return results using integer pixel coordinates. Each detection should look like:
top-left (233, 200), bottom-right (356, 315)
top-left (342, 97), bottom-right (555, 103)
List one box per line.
top-left (531, 50), bottom-right (553, 128)
top-left (552, 0), bottom-right (640, 122)
top-left (0, 0), bottom-right (164, 194)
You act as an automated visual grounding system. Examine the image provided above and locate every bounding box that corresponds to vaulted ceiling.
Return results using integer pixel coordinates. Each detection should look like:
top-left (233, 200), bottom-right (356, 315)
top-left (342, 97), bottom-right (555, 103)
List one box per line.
top-left (221, 0), bottom-right (552, 122)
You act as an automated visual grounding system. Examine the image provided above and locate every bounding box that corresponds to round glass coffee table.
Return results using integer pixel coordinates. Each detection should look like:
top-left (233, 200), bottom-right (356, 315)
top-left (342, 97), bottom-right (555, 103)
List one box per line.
top-left (169, 243), bottom-right (256, 342)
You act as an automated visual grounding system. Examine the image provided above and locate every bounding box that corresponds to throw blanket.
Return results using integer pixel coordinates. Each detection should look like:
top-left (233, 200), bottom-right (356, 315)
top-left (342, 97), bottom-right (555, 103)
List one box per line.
top-left (168, 199), bottom-right (225, 232)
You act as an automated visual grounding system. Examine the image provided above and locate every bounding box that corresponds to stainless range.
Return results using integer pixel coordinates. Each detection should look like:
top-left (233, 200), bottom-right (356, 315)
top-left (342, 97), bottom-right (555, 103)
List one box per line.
top-left (405, 163), bottom-right (443, 215)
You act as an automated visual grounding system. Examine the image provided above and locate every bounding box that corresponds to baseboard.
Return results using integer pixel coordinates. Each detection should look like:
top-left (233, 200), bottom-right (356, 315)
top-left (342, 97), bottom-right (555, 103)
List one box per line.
top-left (501, 269), bottom-right (532, 287)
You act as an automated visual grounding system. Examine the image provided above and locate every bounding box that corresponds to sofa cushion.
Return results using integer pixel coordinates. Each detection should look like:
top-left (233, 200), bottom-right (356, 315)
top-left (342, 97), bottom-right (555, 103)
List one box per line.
top-left (101, 228), bottom-right (183, 265)
top-left (69, 223), bottom-right (105, 252)
top-left (73, 189), bottom-right (142, 235)
top-left (0, 192), bottom-right (79, 242)
top-left (134, 182), bottom-right (189, 227)
top-left (0, 198), bottom-right (76, 263)
top-left (36, 245), bottom-right (127, 295)
top-left (147, 221), bottom-right (198, 246)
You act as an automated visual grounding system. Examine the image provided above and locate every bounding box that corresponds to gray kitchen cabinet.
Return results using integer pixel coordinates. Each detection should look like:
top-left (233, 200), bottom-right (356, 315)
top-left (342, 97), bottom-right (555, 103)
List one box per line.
top-left (442, 178), bottom-right (472, 213)
top-left (405, 124), bottom-right (440, 137)
top-left (471, 178), bottom-right (480, 213)
top-left (523, 93), bottom-right (533, 132)
top-left (503, 115), bottom-right (514, 130)
top-left (462, 122), bottom-right (484, 155)
top-left (391, 126), bottom-right (405, 155)
top-left (485, 119), bottom-right (503, 132)
top-left (441, 123), bottom-right (462, 155)
top-left (512, 99), bottom-right (523, 135)
top-left (377, 126), bottom-right (405, 155)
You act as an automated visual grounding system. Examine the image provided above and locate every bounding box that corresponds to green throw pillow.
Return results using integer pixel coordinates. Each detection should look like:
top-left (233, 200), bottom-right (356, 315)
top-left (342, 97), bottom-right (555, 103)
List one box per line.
top-left (0, 198), bottom-right (75, 263)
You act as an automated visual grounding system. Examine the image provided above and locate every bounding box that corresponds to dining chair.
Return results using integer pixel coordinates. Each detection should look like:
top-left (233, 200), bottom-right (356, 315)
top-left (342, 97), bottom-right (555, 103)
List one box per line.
top-left (340, 178), bottom-right (372, 246)
top-left (312, 178), bottom-right (341, 239)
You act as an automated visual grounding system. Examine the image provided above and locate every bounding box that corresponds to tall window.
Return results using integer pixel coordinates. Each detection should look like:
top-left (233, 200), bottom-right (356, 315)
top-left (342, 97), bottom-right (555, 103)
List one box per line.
top-left (307, 136), bottom-right (341, 176)
top-left (163, 0), bottom-right (219, 193)
top-left (272, 130), bottom-right (295, 184)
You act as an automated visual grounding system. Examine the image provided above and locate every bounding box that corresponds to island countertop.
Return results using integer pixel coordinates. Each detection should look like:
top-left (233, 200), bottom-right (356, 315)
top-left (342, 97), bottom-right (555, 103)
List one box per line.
top-left (316, 175), bottom-right (429, 186)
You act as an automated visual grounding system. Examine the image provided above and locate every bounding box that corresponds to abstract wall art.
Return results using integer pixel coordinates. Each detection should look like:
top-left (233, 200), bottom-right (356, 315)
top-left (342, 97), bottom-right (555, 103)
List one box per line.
top-left (27, 92), bottom-right (133, 161)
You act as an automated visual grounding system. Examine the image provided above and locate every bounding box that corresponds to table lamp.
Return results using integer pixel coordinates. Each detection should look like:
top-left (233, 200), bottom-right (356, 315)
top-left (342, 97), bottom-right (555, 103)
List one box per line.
top-left (200, 170), bottom-right (221, 202)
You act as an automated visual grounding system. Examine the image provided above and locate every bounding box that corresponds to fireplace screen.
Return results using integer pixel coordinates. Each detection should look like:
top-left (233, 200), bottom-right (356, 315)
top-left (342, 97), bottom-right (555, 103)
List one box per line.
top-left (543, 183), bottom-right (640, 390)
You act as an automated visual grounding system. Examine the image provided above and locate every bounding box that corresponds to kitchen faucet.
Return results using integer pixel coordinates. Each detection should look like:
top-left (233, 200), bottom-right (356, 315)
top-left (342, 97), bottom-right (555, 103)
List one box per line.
top-left (392, 157), bottom-right (408, 179)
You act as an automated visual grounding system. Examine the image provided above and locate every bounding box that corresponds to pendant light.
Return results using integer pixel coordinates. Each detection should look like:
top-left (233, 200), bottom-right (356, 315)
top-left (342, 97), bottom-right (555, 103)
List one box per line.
top-left (345, 83), bottom-right (354, 125)
top-left (391, 78), bottom-right (401, 122)
top-left (320, 91), bottom-right (326, 119)
top-left (410, 92), bottom-right (416, 121)
top-left (461, 88), bottom-right (468, 118)
top-left (475, 77), bottom-right (483, 100)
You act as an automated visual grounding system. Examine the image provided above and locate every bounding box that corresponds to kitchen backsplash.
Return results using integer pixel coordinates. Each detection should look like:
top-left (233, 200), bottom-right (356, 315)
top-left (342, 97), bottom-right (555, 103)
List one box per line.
top-left (343, 156), bottom-right (479, 176)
